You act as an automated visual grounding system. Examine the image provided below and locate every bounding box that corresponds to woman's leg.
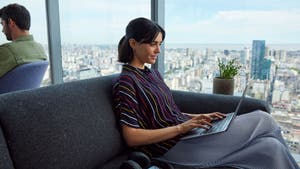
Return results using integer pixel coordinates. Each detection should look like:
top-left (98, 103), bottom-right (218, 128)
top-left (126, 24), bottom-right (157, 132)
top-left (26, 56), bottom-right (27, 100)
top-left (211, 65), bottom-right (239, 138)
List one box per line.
top-left (221, 136), bottom-right (299, 169)
top-left (158, 110), bottom-right (298, 168)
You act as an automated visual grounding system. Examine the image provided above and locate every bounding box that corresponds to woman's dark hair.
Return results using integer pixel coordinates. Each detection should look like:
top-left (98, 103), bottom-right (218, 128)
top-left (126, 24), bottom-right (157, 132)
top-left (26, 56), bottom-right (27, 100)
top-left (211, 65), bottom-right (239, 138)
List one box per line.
top-left (0, 3), bottom-right (31, 30)
top-left (118, 17), bottom-right (165, 63)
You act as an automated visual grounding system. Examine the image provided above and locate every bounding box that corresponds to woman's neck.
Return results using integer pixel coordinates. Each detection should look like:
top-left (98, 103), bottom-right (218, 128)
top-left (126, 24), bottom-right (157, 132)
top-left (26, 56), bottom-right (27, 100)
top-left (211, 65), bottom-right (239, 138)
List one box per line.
top-left (129, 62), bottom-right (145, 70)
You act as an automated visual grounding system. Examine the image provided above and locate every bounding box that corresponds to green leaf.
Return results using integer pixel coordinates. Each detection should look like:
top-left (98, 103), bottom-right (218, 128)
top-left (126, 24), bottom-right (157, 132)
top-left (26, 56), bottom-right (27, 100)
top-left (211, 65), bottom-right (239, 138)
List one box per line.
top-left (217, 58), bottom-right (241, 79)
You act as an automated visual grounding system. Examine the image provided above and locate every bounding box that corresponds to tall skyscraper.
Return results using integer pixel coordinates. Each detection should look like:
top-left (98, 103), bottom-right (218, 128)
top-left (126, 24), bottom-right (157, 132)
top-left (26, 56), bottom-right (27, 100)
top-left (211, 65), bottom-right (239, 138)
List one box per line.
top-left (251, 40), bottom-right (271, 80)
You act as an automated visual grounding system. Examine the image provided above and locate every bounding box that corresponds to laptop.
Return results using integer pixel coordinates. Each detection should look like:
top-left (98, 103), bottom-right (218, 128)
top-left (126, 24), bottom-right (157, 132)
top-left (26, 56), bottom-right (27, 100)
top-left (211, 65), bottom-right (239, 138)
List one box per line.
top-left (180, 84), bottom-right (249, 140)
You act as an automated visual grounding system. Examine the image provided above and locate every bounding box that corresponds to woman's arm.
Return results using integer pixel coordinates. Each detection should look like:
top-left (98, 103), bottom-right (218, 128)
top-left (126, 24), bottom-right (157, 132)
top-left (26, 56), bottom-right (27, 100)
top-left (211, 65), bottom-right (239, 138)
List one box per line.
top-left (122, 125), bottom-right (180, 147)
top-left (122, 114), bottom-right (215, 147)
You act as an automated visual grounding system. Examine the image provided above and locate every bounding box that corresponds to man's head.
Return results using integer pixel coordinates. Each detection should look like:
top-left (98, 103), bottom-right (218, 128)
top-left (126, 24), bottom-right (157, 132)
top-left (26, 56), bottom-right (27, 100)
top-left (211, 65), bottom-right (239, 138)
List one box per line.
top-left (0, 3), bottom-right (30, 40)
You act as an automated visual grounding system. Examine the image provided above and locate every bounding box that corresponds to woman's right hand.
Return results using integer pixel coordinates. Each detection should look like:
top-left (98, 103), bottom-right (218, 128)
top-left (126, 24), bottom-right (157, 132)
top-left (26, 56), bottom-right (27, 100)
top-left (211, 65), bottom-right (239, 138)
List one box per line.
top-left (177, 114), bottom-right (213, 134)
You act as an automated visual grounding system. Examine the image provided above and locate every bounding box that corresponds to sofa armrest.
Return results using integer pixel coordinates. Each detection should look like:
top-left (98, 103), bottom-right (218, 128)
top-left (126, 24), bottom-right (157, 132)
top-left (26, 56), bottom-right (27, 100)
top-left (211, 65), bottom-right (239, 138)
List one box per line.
top-left (171, 90), bottom-right (271, 115)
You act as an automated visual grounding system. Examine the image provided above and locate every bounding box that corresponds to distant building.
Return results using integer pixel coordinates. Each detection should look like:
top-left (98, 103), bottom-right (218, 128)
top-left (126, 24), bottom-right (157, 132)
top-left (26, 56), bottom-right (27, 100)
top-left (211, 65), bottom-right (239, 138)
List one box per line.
top-left (224, 49), bottom-right (230, 56)
top-left (205, 48), bottom-right (213, 61)
top-left (251, 40), bottom-right (271, 80)
top-left (240, 47), bottom-right (249, 65)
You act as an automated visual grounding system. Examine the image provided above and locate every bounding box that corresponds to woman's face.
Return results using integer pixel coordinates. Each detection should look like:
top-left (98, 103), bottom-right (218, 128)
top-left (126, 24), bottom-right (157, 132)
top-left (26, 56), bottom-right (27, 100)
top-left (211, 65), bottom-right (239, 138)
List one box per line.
top-left (130, 32), bottom-right (162, 69)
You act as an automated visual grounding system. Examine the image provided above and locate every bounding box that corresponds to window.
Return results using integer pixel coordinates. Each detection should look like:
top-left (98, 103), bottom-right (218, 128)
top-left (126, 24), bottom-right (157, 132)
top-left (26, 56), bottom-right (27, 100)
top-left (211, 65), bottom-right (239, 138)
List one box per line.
top-left (165, 0), bottom-right (300, 162)
top-left (0, 1), bottom-right (50, 85)
top-left (58, 0), bottom-right (150, 82)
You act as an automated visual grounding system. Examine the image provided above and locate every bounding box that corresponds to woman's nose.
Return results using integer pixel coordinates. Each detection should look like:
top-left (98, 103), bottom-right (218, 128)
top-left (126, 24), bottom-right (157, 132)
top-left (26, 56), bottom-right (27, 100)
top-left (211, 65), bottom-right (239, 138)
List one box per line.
top-left (156, 45), bottom-right (160, 53)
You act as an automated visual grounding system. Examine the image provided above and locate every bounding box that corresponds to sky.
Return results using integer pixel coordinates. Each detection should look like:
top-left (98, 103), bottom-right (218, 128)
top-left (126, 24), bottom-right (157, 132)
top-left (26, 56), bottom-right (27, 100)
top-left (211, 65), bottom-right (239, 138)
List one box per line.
top-left (165, 0), bottom-right (300, 44)
top-left (0, 0), bottom-right (300, 45)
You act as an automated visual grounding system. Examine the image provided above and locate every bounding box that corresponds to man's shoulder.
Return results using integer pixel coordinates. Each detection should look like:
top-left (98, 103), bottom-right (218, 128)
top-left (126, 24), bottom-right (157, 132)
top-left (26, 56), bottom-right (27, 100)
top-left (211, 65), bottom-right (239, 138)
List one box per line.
top-left (4, 39), bottom-right (45, 53)
top-left (0, 40), bottom-right (36, 49)
top-left (0, 42), bottom-right (13, 48)
top-left (0, 42), bottom-right (14, 54)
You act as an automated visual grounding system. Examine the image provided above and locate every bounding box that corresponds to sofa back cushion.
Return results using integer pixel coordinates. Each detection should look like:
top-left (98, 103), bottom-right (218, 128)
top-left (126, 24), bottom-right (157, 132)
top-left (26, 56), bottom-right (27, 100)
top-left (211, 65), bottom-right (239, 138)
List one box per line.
top-left (0, 75), bottom-right (125, 169)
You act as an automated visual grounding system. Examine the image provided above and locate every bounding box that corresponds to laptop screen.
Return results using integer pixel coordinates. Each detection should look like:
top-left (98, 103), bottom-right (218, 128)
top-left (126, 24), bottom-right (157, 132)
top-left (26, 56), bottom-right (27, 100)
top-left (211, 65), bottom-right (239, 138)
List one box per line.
top-left (234, 84), bottom-right (249, 113)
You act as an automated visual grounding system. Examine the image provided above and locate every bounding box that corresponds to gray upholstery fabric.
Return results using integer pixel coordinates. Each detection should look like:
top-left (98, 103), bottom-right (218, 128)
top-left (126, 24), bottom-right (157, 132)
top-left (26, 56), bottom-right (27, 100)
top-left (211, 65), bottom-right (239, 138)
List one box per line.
top-left (0, 125), bottom-right (14, 169)
top-left (0, 75), bottom-right (125, 169)
top-left (101, 153), bottom-right (127, 169)
top-left (0, 74), bottom-right (270, 169)
top-left (172, 90), bottom-right (270, 115)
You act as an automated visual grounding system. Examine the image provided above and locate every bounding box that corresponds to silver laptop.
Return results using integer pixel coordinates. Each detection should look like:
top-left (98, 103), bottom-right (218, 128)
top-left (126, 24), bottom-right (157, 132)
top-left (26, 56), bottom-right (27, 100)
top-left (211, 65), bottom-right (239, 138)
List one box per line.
top-left (180, 84), bottom-right (249, 140)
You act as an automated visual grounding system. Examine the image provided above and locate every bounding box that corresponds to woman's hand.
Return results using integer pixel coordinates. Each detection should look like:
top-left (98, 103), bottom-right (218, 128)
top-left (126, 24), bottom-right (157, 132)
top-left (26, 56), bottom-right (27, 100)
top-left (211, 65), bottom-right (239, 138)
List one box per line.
top-left (206, 112), bottom-right (226, 121)
top-left (178, 112), bottom-right (226, 134)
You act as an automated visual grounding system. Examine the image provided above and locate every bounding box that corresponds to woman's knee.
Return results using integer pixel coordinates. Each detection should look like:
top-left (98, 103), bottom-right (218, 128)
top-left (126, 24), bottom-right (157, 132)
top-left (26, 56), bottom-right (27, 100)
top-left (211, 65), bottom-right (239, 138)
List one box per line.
top-left (253, 110), bottom-right (269, 117)
top-left (242, 110), bottom-right (278, 133)
top-left (251, 110), bottom-right (275, 123)
top-left (264, 137), bottom-right (283, 147)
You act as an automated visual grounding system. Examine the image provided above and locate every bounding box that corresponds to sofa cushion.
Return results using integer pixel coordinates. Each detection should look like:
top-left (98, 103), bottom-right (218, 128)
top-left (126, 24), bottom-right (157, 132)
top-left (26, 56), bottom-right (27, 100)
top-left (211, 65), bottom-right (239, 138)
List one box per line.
top-left (0, 75), bottom-right (125, 169)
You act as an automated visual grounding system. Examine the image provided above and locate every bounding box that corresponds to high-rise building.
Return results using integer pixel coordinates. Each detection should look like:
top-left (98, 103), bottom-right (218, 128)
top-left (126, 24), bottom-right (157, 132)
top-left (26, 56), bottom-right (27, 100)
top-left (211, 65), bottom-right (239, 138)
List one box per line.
top-left (251, 40), bottom-right (271, 80)
top-left (205, 48), bottom-right (213, 61)
top-left (240, 47), bottom-right (250, 65)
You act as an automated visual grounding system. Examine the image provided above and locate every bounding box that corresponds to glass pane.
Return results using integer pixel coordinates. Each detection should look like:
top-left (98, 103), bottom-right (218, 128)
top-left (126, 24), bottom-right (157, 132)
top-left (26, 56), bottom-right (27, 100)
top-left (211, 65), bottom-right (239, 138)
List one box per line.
top-left (0, 1), bottom-right (50, 85)
top-left (59, 0), bottom-right (150, 82)
top-left (165, 0), bottom-right (300, 164)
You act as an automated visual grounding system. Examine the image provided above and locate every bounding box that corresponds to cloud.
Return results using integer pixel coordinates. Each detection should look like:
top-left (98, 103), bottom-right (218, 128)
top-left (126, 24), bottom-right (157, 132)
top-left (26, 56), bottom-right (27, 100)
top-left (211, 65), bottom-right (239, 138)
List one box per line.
top-left (1, 1), bottom-right (299, 44)
top-left (0, 0), bottom-right (150, 44)
top-left (59, 0), bottom-right (150, 44)
top-left (60, 0), bottom-right (150, 18)
top-left (166, 10), bottom-right (300, 43)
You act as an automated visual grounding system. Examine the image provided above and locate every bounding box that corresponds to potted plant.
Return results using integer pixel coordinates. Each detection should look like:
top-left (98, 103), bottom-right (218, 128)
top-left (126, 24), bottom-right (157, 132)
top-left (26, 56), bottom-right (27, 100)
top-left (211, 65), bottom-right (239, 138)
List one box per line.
top-left (213, 58), bottom-right (241, 95)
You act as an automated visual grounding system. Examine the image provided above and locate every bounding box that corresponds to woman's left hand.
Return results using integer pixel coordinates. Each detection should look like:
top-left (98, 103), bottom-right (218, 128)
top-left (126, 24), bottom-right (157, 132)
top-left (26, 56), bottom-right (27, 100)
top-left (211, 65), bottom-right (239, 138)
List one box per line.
top-left (183, 112), bottom-right (226, 121)
top-left (206, 112), bottom-right (226, 121)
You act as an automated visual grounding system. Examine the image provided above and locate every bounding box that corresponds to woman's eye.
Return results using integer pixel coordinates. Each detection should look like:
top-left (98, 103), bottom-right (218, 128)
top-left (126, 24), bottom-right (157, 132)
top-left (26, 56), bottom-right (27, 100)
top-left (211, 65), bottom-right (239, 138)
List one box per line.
top-left (149, 42), bottom-right (162, 47)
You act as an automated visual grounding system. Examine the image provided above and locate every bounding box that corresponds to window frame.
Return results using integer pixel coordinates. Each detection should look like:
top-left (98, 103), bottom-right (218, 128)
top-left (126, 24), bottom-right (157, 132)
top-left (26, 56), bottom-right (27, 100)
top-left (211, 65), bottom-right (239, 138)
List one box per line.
top-left (45, 0), bottom-right (165, 84)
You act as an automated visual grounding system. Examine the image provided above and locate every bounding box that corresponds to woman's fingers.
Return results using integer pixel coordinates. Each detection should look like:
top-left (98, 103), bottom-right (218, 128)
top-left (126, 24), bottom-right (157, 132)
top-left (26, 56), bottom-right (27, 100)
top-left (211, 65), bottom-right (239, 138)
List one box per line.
top-left (193, 118), bottom-right (212, 129)
top-left (197, 114), bottom-right (212, 122)
top-left (210, 112), bottom-right (226, 120)
top-left (216, 112), bottom-right (226, 117)
top-left (183, 113), bottom-right (227, 132)
top-left (199, 120), bottom-right (212, 128)
top-left (197, 124), bottom-right (211, 130)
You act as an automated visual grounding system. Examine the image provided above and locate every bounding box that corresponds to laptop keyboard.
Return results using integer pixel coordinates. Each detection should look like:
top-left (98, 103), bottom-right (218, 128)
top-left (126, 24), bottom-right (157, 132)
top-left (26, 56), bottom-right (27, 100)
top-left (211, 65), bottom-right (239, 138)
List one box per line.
top-left (181, 112), bottom-right (236, 140)
top-left (201, 112), bottom-right (235, 135)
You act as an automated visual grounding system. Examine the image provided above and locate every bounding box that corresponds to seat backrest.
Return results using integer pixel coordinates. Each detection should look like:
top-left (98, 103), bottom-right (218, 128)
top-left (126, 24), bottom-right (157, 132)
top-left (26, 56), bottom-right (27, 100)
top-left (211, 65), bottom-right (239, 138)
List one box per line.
top-left (0, 61), bottom-right (49, 94)
top-left (0, 74), bottom-right (126, 169)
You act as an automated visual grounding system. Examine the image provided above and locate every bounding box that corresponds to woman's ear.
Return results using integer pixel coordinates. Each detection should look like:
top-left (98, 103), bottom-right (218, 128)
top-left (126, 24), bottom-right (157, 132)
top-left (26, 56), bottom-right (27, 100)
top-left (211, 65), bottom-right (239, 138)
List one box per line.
top-left (129, 38), bottom-right (137, 49)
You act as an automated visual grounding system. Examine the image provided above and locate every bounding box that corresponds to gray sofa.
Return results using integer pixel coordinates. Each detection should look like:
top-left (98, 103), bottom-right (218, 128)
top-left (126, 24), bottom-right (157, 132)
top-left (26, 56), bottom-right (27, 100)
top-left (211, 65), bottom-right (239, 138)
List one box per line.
top-left (0, 74), bottom-right (270, 169)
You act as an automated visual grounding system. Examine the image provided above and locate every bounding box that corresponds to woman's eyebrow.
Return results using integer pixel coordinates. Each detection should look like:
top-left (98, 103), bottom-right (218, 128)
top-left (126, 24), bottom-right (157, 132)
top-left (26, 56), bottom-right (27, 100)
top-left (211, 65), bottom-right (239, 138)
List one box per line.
top-left (152, 40), bottom-right (163, 44)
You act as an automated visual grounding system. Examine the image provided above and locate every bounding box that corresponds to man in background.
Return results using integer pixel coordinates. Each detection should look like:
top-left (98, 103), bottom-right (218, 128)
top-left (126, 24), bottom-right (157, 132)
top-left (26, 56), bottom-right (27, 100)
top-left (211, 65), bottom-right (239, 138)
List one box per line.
top-left (0, 3), bottom-right (46, 77)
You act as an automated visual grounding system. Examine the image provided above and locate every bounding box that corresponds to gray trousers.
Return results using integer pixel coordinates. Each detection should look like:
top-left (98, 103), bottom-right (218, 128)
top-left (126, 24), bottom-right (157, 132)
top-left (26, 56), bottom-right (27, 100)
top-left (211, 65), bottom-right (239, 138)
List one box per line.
top-left (157, 110), bottom-right (299, 169)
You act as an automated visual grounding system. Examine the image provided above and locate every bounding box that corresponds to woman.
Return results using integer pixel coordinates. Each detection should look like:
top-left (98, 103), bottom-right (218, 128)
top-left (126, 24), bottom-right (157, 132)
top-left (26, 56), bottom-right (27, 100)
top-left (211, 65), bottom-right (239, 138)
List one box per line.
top-left (113, 17), bottom-right (299, 169)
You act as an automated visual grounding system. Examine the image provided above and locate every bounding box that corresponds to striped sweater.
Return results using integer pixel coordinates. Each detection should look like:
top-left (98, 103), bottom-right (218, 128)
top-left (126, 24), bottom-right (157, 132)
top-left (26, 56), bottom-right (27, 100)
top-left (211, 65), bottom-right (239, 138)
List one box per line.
top-left (113, 64), bottom-right (189, 157)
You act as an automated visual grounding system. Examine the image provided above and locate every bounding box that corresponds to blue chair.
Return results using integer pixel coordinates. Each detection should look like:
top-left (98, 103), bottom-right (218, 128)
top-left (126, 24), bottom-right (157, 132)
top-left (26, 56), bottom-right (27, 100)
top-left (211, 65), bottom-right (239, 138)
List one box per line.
top-left (0, 61), bottom-right (49, 94)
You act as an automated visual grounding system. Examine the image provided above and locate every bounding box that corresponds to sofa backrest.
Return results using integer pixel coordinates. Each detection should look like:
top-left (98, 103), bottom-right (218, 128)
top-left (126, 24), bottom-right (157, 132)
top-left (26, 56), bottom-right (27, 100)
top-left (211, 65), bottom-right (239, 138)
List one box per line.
top-left (0, 74), bottom-right (125, 169)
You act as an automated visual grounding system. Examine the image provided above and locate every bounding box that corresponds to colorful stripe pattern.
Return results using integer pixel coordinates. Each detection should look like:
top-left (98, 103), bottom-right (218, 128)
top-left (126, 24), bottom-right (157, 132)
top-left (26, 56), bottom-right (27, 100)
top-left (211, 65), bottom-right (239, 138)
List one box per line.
top-left (113, 65), bottom-right (189, 157)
